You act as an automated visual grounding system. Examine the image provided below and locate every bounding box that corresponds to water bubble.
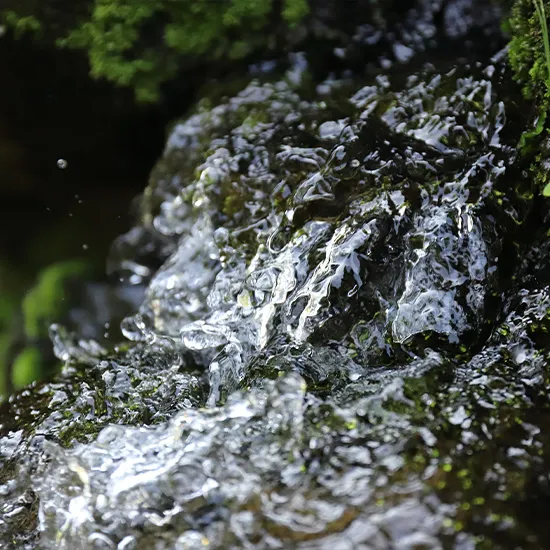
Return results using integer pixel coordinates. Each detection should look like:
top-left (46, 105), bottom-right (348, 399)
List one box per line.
top-left (214, 227), bottom-right (229, 247)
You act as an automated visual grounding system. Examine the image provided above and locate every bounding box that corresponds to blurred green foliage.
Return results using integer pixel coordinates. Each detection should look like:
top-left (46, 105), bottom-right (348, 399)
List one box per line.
top-left (11, 346), bottom-right (42, 391)
top-left (2, 0), bottom-right (310, 102)
top-left (0, 260), bottom-right (89, 399)
top-left (22, 260), bottom-right (87, 340)
top-left (1, 10), bottom-right (41, 37)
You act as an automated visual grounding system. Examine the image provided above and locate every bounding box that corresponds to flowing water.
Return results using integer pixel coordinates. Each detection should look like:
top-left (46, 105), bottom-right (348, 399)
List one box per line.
top-left (2, 1), bottom-right (550, 548)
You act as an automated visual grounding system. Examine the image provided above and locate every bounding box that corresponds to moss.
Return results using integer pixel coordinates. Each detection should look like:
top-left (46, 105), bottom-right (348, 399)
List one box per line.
top-left (2, 0), bottom-right (311, 102)
top-left (2, 10), bottom-right (41, 37)
top-left (507, 1), bottom-right (550, 191)
top-left (509, 0), bottom-right (550, 101)
top-left (282, 0), bottom-right (309, 25)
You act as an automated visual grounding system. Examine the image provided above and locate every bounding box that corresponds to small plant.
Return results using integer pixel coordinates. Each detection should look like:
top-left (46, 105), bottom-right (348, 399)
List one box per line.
top-left (509, 1), bottom-right (550, 196)
top-left (534, 0), bottom-right (550, 86)
top-left (532, 0), bottom-right (550, 196)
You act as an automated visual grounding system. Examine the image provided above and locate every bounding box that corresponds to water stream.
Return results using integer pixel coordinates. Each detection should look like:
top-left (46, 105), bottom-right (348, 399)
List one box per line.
top-left (2, 1), bottom-right (550, 548)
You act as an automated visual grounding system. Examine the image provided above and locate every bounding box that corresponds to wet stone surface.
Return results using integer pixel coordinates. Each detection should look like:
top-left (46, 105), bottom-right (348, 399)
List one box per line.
top-left (2, 1), bottom-right (550, 548)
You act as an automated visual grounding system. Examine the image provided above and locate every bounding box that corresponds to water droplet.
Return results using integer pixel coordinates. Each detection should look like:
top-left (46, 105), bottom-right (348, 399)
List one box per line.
top-left (57, 158), bottom-right (68, 169)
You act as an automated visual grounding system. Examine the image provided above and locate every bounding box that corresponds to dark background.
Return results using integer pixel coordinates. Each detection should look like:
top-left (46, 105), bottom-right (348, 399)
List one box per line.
top-left (0, 29), bottom-right (175, 277)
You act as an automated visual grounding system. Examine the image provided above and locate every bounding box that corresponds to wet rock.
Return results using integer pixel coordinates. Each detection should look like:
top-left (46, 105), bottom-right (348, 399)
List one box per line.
top-left (2, 1), bottom-right (548, 548)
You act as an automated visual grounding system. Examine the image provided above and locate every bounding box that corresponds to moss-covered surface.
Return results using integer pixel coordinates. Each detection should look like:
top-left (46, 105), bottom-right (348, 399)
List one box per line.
top-left (1, 0), bottom-right (312, 102)
top-left (509, 1), bottom-right (550, 100)
top-left (0, 0), bottom-right (418, 104)
top-left (508, 0), bottom-right (550, 192)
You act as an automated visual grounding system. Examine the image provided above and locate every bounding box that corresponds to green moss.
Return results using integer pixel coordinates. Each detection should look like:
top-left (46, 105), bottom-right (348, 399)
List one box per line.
top-left (2, 0), bottom-right (310, 102)
top-left (509, 0), bottom-right (550, 100)
top-left (508, 1), bottom-right (550, 190)
top-left (282, 0), bottom-right (309, 25)
top-left (2, 10), bottom-right (41, 37)
top-left (0, 281), bottom-right (20, 335)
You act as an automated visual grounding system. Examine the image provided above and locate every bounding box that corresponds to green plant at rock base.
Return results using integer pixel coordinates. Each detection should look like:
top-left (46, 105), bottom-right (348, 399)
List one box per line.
top-left (2, 0), bottom-right (310, 103)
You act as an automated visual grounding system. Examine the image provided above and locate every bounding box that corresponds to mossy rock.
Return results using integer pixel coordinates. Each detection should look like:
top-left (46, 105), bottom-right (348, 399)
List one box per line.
top-left (3, 2), bottom-right (550, 548)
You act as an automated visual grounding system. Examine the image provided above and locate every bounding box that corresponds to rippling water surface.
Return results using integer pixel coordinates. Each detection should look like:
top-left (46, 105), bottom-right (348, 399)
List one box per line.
top-left (3, 1), bottom-right (550, 548)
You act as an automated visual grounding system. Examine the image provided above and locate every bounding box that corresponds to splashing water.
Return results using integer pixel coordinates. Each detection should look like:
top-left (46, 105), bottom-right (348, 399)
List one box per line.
top-left (3, 1), bottom-right (550, 548)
